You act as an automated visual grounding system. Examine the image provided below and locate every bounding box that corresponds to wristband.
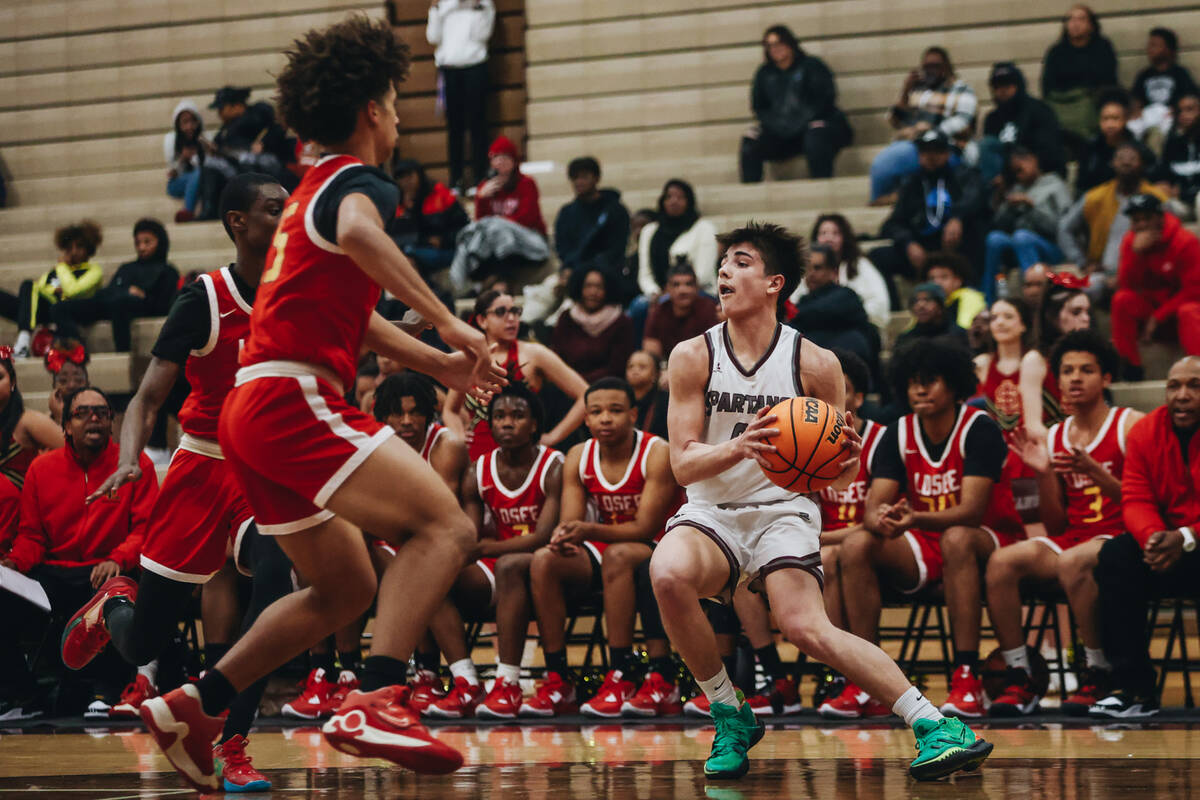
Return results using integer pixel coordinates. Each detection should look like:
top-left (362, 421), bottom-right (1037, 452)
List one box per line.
top-left (1181, 527), bottom-right (1196, 553)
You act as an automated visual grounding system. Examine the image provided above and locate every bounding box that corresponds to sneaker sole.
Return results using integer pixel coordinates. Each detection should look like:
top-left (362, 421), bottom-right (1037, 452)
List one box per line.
top-left (423, 704), bottom-right (479, 719)
top-left (580, 705), bottom-right (624, 719)
top-left (474, 707), bottom-right (518, 720)
top-left (280, 705), bottom-right (327, 720)
top-left (988, 699), bottom-right (1039, 717)
top-left (938, 703), bottom-right (985, 719)
top-left (224, 777), bottom-right (272, 793)
top-left (322, 712), bottom-right (463, 774)
top-left (60, 591), bottom-right (115, 671)
top-left (1087, 705), bottom-right (1159, 719)
top-left (138, 696), bottom-right (220, 793)
top-left (910, 738), bottom-right (994, 782)
top-left (749, 702), bottom-right (802, 716)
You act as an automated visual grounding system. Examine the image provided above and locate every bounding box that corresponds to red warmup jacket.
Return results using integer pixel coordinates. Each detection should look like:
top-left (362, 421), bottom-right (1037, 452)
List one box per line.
top-left (474, 174), bottom-right (547, 236)
top-left (1121, 406), bottom-right (1200, 546)
top-left (6, 440), bottom-right (158, 573)
top-left (0, 478), bottom-right (19, 556)
top-left (1117, 212), bottom-right (1200, 324)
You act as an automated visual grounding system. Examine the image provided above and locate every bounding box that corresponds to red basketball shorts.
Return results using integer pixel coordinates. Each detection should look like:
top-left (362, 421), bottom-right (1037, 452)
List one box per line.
top-left (139, 438), bottom-right (254, 583)
top-left (900, 524), bottom-right (1023, 594)
top-left (219, 361), bottom-right (392, 535)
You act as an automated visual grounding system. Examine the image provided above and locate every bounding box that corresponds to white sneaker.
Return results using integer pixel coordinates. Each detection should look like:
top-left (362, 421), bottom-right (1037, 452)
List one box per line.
top-left (84, 698), bottom-right (112, 719)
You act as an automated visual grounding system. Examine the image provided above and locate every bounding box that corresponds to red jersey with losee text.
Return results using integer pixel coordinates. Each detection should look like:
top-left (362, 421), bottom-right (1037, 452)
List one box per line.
top-left (241, 154), bottom-right (382, 390)
top-left (1047, 406), bottom-right (1132, 546)
top-left (479, 445), bottom-right (563, 543)
top-left (178, 266), bottom-right (251, 442)
top-left (818, 419), bottom-right (885, 532)
top-left (579, 430), bottom-right (678, 561)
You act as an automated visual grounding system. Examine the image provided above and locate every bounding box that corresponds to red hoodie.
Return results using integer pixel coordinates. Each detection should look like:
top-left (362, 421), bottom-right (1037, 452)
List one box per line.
top-left (1118, 211), bottom-right (1200, 323)
top-left (6, 440), bottom-right (158, 573)
top-left (1121, 406), bottom-right (1200, 547)
top-left (473, 135), bottom-right (547, 236)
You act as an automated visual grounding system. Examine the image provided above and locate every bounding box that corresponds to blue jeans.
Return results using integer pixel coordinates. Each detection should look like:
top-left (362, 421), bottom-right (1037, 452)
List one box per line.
top-left (166, 171), bottom-right (201, 212)
top-left (983, 229), bottom-right (1064, 304)
top-left (869, 140), bottom-right (920, 201)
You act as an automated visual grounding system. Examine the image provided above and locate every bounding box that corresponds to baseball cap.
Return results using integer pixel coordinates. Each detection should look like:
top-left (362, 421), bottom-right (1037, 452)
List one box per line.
top-left (209, 86), bottom-right (252, 109)
top-left (1126, 193), bottom-right (1163, 215)
top-left (915, 129), bottom-right (951, 151)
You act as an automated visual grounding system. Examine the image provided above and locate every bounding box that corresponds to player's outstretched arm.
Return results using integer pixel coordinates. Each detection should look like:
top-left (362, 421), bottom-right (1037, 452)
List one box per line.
top-left (364, 311), bottom-right (504, 401)
top-left (666, 337), bottom-right (778, 486)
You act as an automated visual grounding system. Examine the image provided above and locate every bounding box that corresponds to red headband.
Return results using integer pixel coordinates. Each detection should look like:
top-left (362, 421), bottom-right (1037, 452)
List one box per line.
top-left (1048, 271), bottom-right (1088, 291)
top-left (45, 343), bottom-right (87, 374)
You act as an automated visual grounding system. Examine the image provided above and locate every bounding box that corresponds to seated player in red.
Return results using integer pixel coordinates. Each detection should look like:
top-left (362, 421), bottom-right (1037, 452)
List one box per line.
top-left (987, 330), bottom-right (1140, 716)
top-left (817, 348), bottom-right (890, 719)
top-left (840, 338), bottom-right (1025, 719)
top-left (129, 18), bottom-right (503, 792)
top-left (520, 377), bottom-right (681, 718)
top-left (423, 384), bottom-right (563, 719)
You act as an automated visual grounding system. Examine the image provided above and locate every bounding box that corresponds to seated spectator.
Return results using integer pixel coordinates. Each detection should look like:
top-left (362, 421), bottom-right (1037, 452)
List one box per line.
top-left (43, 339), bottom-right (89, 426)
top-left (164, 100), bottom-right (206, 221)
top-left (976, 297), bottom-right (1037, 432)
top-left (870, 130), bottom-right (986, 287)
top-left (739, 25), bottom-right (851, 182)
top-left (551, 269), bottom-right (635, 383)
top-left (390, 159), bottom-right (469, 278)
top-left (1040, 5), bottom-right (1118, 147)
top-left (637, 180), bottom-right (717, 297)
top-left (1058, 143), bottom-right (1168, 300)
top-left (787, 244), bottom-right (876, 371)
top-left (979, 62), bottom-right (1067, 183)
top-left (0, 387), bottom-right (157, 717)
top-left (1152, 89), bottom-right (1200, 221)
top-left (870, 47), bottom-right (977, 204)
top-left (984, 148), bottom-right (1072, 303)
top-left (642, 263), bottom-right (720, 362)
top-left (1076, 90), bottom-right (1152, 195)
top-left (625, 350), bottom-right (668, 439)
top-left (894, 282), bottom-right (970, 352)
top-left (51, 219), bottom-right (178, 353)
top-left (839, 339), bottom-right (1024, 718)
top-left (1110, 194), bottom-right (1200, 380)
top-left (450, 136), bottom-right (549, 295)
top-left (925, 251), bottom-right (986, 332)
top-left (523, 378), bottom-right (683, 718)
top-left (1022, 274), bottom-right (1093, 441)
top-left (0, 221), bottom-right (103, 358)
top-left (791, 214), bottom-right (890, 328)
top-left (554, 157), bottom-right (631, 283)
top-left (1129, 27), bottom-right (1197, 143)
top-left (0, 349), bottom-right (64, 490)
top-left (990, 331), bottom-right (1140, 717)
top-left (1092, 356), bottom-right (1200, 718)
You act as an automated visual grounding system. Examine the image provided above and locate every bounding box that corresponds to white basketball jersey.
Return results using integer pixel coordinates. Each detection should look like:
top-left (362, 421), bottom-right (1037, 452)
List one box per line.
top-left (687, 322), bottom-right (809, 507)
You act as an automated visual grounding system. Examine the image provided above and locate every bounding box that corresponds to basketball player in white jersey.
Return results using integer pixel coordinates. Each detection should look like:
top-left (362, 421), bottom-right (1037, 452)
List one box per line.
top-left (649, 222), bottom-right (992, 781)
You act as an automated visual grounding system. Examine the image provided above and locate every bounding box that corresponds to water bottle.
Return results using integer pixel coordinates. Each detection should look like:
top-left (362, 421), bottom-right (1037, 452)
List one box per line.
top-left (996, 274), bottom-right (1009, 300)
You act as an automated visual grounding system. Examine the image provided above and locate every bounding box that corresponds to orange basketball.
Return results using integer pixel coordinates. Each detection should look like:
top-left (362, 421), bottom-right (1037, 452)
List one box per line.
top-left (758, 397), bottom-right (848, 493)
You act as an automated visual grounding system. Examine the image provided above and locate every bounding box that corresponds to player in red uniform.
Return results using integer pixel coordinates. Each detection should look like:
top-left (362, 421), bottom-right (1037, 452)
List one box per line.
top-left (517, 377), bottom-right (682, 718)
top-left (424, 384), bottom-right (563, 719)
top-left (840, 338), bottom-right (1024, 719)
top-left (58, 174), bottom-right (290, 792)
top-left (134, 18), bottom-right (501, 792)
top-left (987, 330), bottom-right (1141, 716)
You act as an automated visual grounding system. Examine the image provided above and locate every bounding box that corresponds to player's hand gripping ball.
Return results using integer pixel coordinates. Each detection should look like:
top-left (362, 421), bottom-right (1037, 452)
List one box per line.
top-left (758, 397), bottom-right (847, 492)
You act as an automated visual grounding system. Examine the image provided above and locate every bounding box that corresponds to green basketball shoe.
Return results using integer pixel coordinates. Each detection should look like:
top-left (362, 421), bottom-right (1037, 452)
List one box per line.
top-left (704, 691), bottom-right (766, 780)
top-left (910, 717), bottom-right (994, 781)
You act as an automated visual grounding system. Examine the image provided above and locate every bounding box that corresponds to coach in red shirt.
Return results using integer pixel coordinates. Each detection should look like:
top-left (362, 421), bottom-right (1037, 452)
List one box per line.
top-left (1092, 356), bottom-right (1200, 718)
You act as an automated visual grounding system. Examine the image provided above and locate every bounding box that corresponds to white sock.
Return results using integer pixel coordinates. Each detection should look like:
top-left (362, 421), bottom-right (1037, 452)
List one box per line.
top-left (449, 658), bottom-right (479, 686)
top-left (1085, 647), bottom-right (1112, 671)
top-left (495, 663), bottom-right (521, 685)
top-left (13, 330), bottom-right (30, 350)
top-left (137, 661), bottom-right (158, 688)
top-left (1002, 646), bottom-right (1031, 675)
top-left (697, 667), bottom-right (739, 708)
top-left (892, 685), bottom-right (943, 726)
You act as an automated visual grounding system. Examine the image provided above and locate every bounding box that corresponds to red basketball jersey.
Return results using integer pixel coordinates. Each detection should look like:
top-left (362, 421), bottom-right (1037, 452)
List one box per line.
top-left (579, 430), bottom-right (679, 557)
top-left (1048, 406), bottom-right (1132, 540)
top-left (419, 422), bottom-right (447, 462)
top-left (478, 445), bottom-right (563, 542)
top-left (242, 155), bottom-right (384, 389)
top-left (818, 419), bottom-right (885, 532)
top-left (178, 266), bottom-right (252, 442)
top-left (897, 406), bottom-right (1024, 537)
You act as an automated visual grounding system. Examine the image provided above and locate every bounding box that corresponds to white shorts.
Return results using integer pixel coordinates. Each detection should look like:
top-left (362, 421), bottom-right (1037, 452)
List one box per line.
top-left (665, 497), bottom-right (823, 598)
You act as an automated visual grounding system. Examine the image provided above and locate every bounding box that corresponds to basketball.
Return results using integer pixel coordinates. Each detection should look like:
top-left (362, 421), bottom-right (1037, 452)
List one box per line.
top-left (758, 397), bottom-right (848, 493)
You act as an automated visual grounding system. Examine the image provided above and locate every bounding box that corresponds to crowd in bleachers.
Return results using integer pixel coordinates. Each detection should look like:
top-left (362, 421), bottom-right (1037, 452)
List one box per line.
top-left (2, 3), bottom-right (1200, 740)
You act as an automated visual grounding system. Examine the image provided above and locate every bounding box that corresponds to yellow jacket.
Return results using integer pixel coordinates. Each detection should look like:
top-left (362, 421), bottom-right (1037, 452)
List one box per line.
top-left (29, 261), bottom-right (103, 323)
top-left (946, 286), bottom-right (986, 330)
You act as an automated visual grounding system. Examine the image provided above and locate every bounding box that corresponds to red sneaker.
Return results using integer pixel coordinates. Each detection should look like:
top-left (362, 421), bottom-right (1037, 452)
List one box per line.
top-left (60, 576), bottom-right (137, 671)
top-left (320, 670), bottom-right (359, 715)
top-left (213, 734), bottom-right (271, 792)
top-left (322, 686), bottom-right (463, 774)
top-left (746, 676), bottom-right (803, 716)
top-left (424, 677), bottom-right (485, 719)
top-left (818, 682), bottom-right (891, 719)
top-left (1062, 667), bottom-right (1112, 716)
top-left (519, 672), bottom-right (577, 717)
top-left (475, 677), bottom-right (524, 720)
top-left (110, 674), bottom-right (157, 719)
top-left (989, 667), bottom-right (1041, 717)
top-left (683, 693), bottom-right (711, 718)
top-left (407, 669), bottom-right (445, 714)
top-left (580, 670), bottom-right (635, 718)
top-left (940, 665), bottom-right (986, 718)
top-left (281, 668), bottom-right (334, 720)
top-left (621, 671), bottom-right (682, 717)
top-left (139, 684), bottom-right (226, 792)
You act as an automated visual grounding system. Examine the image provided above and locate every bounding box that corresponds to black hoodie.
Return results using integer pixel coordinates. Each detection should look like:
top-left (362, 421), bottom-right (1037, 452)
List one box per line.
top-left (105, 219), bottom-right (179, 315)
top-left (1154, 125), bottom-right (1200, 205)
top-left (984, 64), bottom-right (1067, 175)
top-left (553, 188), bottom-right (631, 276)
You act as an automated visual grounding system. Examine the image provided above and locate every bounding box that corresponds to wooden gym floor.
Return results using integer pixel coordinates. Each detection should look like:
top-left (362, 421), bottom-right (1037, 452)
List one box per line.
top-left (1, 719), bottom-right (1198, 799)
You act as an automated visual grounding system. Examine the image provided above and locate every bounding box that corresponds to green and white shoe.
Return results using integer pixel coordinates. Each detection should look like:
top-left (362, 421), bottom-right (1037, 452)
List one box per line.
top-left (704, 690), bottom-right (766, 780)
top-left (909, 717), bottom-right (994, 781)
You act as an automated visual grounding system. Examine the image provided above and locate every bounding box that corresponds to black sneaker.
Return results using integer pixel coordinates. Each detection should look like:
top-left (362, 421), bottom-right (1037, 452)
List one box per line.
top-left (812, 672), bottom-right (846, 709)
top-left (1087, 688), bottom-right (1159, 719)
